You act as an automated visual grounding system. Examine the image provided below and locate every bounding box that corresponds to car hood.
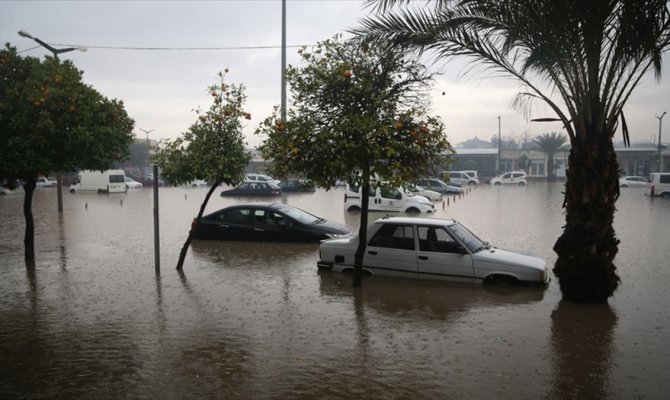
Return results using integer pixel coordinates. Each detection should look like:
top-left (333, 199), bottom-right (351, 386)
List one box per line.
top-left (313, 219), bottom-right (352, 236)
top-left (472, 247), bottom-right (546, 272)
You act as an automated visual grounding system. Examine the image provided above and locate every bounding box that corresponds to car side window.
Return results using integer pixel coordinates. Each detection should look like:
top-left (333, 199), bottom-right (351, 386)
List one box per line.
top-left (418, 226), bottom-right (462, 253)
top-left (368, 224), bottom-right (415, 250)
top-left (222, 208), bottom-right (252, 225)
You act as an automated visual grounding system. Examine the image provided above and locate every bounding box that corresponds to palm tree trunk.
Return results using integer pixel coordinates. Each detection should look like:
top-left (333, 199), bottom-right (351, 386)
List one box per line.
top-left (176, 182), bottom-right (220, 270)
top-left (553, 132), bottom-right (621, 302)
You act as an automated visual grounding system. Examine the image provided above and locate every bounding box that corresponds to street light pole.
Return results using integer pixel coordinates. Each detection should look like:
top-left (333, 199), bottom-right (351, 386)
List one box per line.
top-left (18, 30), bottom-right (87, 213)
top-left (497, 116), bottom-right (501, 174)
top-left (656, 112), bottom-right (666, 172)
top-left (140, 128), bottom-right (154, 177)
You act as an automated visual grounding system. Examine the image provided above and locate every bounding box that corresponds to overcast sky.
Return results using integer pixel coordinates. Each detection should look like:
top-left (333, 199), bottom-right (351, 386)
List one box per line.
top-left (2, 0), bottom-right (669, 149)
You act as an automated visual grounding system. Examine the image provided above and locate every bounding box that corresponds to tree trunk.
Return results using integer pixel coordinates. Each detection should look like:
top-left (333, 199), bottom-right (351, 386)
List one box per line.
top-left (176, 182), bottom-right (220, 270)
top-left (353, 171), bottom-right (371, 288)
top-left (553, 132), bottom-right (620, 302)
top-left (23, 178), bottom-right (37, 261)
top-left (547, 155), bottom-right (556, 181)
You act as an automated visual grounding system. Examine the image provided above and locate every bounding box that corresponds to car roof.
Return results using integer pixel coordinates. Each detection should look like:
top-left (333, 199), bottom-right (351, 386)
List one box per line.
top-left (375, 216), bottom-right (456, 226)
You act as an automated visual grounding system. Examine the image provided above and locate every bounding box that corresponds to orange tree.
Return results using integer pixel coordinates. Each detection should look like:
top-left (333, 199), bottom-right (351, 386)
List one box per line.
top-left (0, 44), bottom-right (134, 261)
top-left (153, 71), bottom-right (251, 270)
top-left (256, 35), bottom-right (454, 287)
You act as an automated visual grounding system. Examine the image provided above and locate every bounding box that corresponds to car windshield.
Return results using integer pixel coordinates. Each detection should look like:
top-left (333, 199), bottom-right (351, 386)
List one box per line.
top-left (276, 205), bottom-right (322, 224)
top-left (448, 222), bottom-right (486, 253)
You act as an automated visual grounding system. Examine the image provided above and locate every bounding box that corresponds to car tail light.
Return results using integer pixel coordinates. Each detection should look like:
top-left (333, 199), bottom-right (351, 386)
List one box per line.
top-left (191, 218), bottom-right (197, 230)
top-left (344, 193), bottom-right (348, 203)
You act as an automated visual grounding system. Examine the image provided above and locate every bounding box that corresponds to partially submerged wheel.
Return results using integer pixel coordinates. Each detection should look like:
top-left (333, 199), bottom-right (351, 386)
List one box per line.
top-left (484, 275), bottom-right (518, 286)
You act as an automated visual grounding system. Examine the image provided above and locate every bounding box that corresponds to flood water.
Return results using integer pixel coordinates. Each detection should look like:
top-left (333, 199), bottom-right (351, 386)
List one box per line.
top-left (1, 182), bottom-right (668, 399)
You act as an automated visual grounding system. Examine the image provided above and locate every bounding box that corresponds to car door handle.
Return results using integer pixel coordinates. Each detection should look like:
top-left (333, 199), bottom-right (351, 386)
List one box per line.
top-left (254, 228), bottom-right (264, 232)
top-left (418, 256), bottom-right (428, 260)
top-left (367, 251), bottom-right (377, 255)
top-left (219, 224), bottom-right (229, 228)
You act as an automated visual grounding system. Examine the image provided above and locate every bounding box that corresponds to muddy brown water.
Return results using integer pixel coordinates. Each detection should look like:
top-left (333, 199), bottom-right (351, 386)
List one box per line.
top-left (1, 182), bottom-right (668, 399)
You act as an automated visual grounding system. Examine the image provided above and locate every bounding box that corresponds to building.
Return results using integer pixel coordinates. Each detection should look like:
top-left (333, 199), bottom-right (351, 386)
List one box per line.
top-left (451, 146), bottom-right (668, 179)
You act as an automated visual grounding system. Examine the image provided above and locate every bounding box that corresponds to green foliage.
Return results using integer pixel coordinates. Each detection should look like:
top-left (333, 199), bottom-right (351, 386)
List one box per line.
top-left (153, 71), bottom-right (251, 187)
top-left (532, 132), bottom-right (568, 156)
top-left (256, 35), bottom-right (454, 190)
top-left (0, 44), bottom-right (135, 188)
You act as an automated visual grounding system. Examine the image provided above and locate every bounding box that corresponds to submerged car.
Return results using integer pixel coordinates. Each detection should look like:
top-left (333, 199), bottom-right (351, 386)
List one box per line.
top-left (220, 182), bottom-right (281, 197)
top-left (192, 203), bottom-right (351, 242)
top-left (124, 176), bottom-right (143, 189)
top-left (490, 171), bottom-right (527, 185)
top-left (317, 216), bottom-right (549, 286)
top-left (619, 176), bottom-right (649, 187)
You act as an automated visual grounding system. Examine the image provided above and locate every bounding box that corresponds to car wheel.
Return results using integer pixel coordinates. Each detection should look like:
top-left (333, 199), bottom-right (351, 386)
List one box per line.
top-left (347, 205), bottom-right (361, 212)
top-left (661, 192), bottom-right (670, 199)
top-left (97, 189), bottom-right (104, 194)
top-left (406, 207), bottom-right (420, 214)
top-left (468, 181), bottom-right (476, 185)
top-left (519, 182), bottom-right (526, 186)
top-left (494, 182), bottom-right (502, 186)
top-left (620, 184), bottom-right (628, 188)
top-left (69, 188), bottom-right (76, 193)
top-left (484, 275), bottom-right (518, 286)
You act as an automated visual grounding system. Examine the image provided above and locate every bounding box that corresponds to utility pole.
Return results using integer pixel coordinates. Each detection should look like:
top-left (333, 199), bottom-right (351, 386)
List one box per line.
top-left (497, 116), bottom-right (501, 174)
top-left (280, 0), bottom-right (287, 122)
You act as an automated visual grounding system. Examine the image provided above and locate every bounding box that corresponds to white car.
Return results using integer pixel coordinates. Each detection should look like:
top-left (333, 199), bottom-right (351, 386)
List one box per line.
top-left (490, 171), bottom-right (527, 185)
top-left (619, 176), bottom-right (649, 187)
top-left (245, 173), bottom-right (281, 185)
top-left (318, 216), bottom-right (549, 286)
top-left (344, 185), bottom-right (436, 214)
top-left (405, 185), bottom-right (442, 201)
top-left (188, 179), bottom-right (208, 187)
top-left (124, 176), bottom-right (143, 189)
top-left (36, 177), bottom-right (57, 187)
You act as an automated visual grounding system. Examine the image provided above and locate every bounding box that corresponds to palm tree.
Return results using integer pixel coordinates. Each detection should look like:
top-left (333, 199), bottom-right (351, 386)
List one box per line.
top-left (356, 0), bottom-right (670, 302)
top-left (533, 132), bottom-right (568, 181)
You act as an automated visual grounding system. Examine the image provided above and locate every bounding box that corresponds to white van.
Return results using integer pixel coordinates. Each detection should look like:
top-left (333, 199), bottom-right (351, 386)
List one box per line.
top-left (645, 173), bottom-right (670, 198)
top-left (70, 169), bottom-right (128, 194)
top-left (344, 184), bottom-right (436, 214)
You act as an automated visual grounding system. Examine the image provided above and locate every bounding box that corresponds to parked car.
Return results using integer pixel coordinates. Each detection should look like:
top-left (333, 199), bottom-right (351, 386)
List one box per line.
top-left (220, 182), bottom-right (281, 197)
top-left (36, 176), bottom-right (57, 187)
top-left (278, 180), bottom-right (316, 192)
top-left (124, 176), bottom-right (143, 189)
top-left (317, 216), bottom-right (549, 286)
top-left (192, 203), bottom-right (351, 242)
top-left (405, 185), bottom-right (442, 201)
top-left (415, 178), bottom-right (463, 194)
top-left (645, 172), bottom-right (670, 198)
top-left (490, 171), bottom-right (527, 186)
top-left (188, 179), bottom-right (208, 187)
top-left (344, 184), bottom-right (436, 214)
top-left (619, 176), bottom-right (649, 187)
top-left (245, 173), bottom-right (281, 185)
top-left (448, 171), bottom-right (480, 186)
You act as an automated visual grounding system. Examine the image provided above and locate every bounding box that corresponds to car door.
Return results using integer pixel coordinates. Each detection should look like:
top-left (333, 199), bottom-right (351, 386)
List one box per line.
top-left (363, 223), bottom-right (418, 278)
top-left (416, 225), bottom-right (475, 284)
top-left (376, 187), bottom-right (404, 212)
top-left (250, 208), bottom-right (283, 240)
top-left (203, 207), bottom-right (256, 240)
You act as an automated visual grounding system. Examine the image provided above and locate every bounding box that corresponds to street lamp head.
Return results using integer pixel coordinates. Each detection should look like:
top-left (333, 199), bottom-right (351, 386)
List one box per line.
top-left (18, 30), bottom-right (34, 39)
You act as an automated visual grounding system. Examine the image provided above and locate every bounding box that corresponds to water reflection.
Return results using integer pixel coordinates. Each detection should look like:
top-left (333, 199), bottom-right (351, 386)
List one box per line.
top-left (550, 301), bottom-right (617, 399)
top-left (318, 271), bottom-right (545, 320)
